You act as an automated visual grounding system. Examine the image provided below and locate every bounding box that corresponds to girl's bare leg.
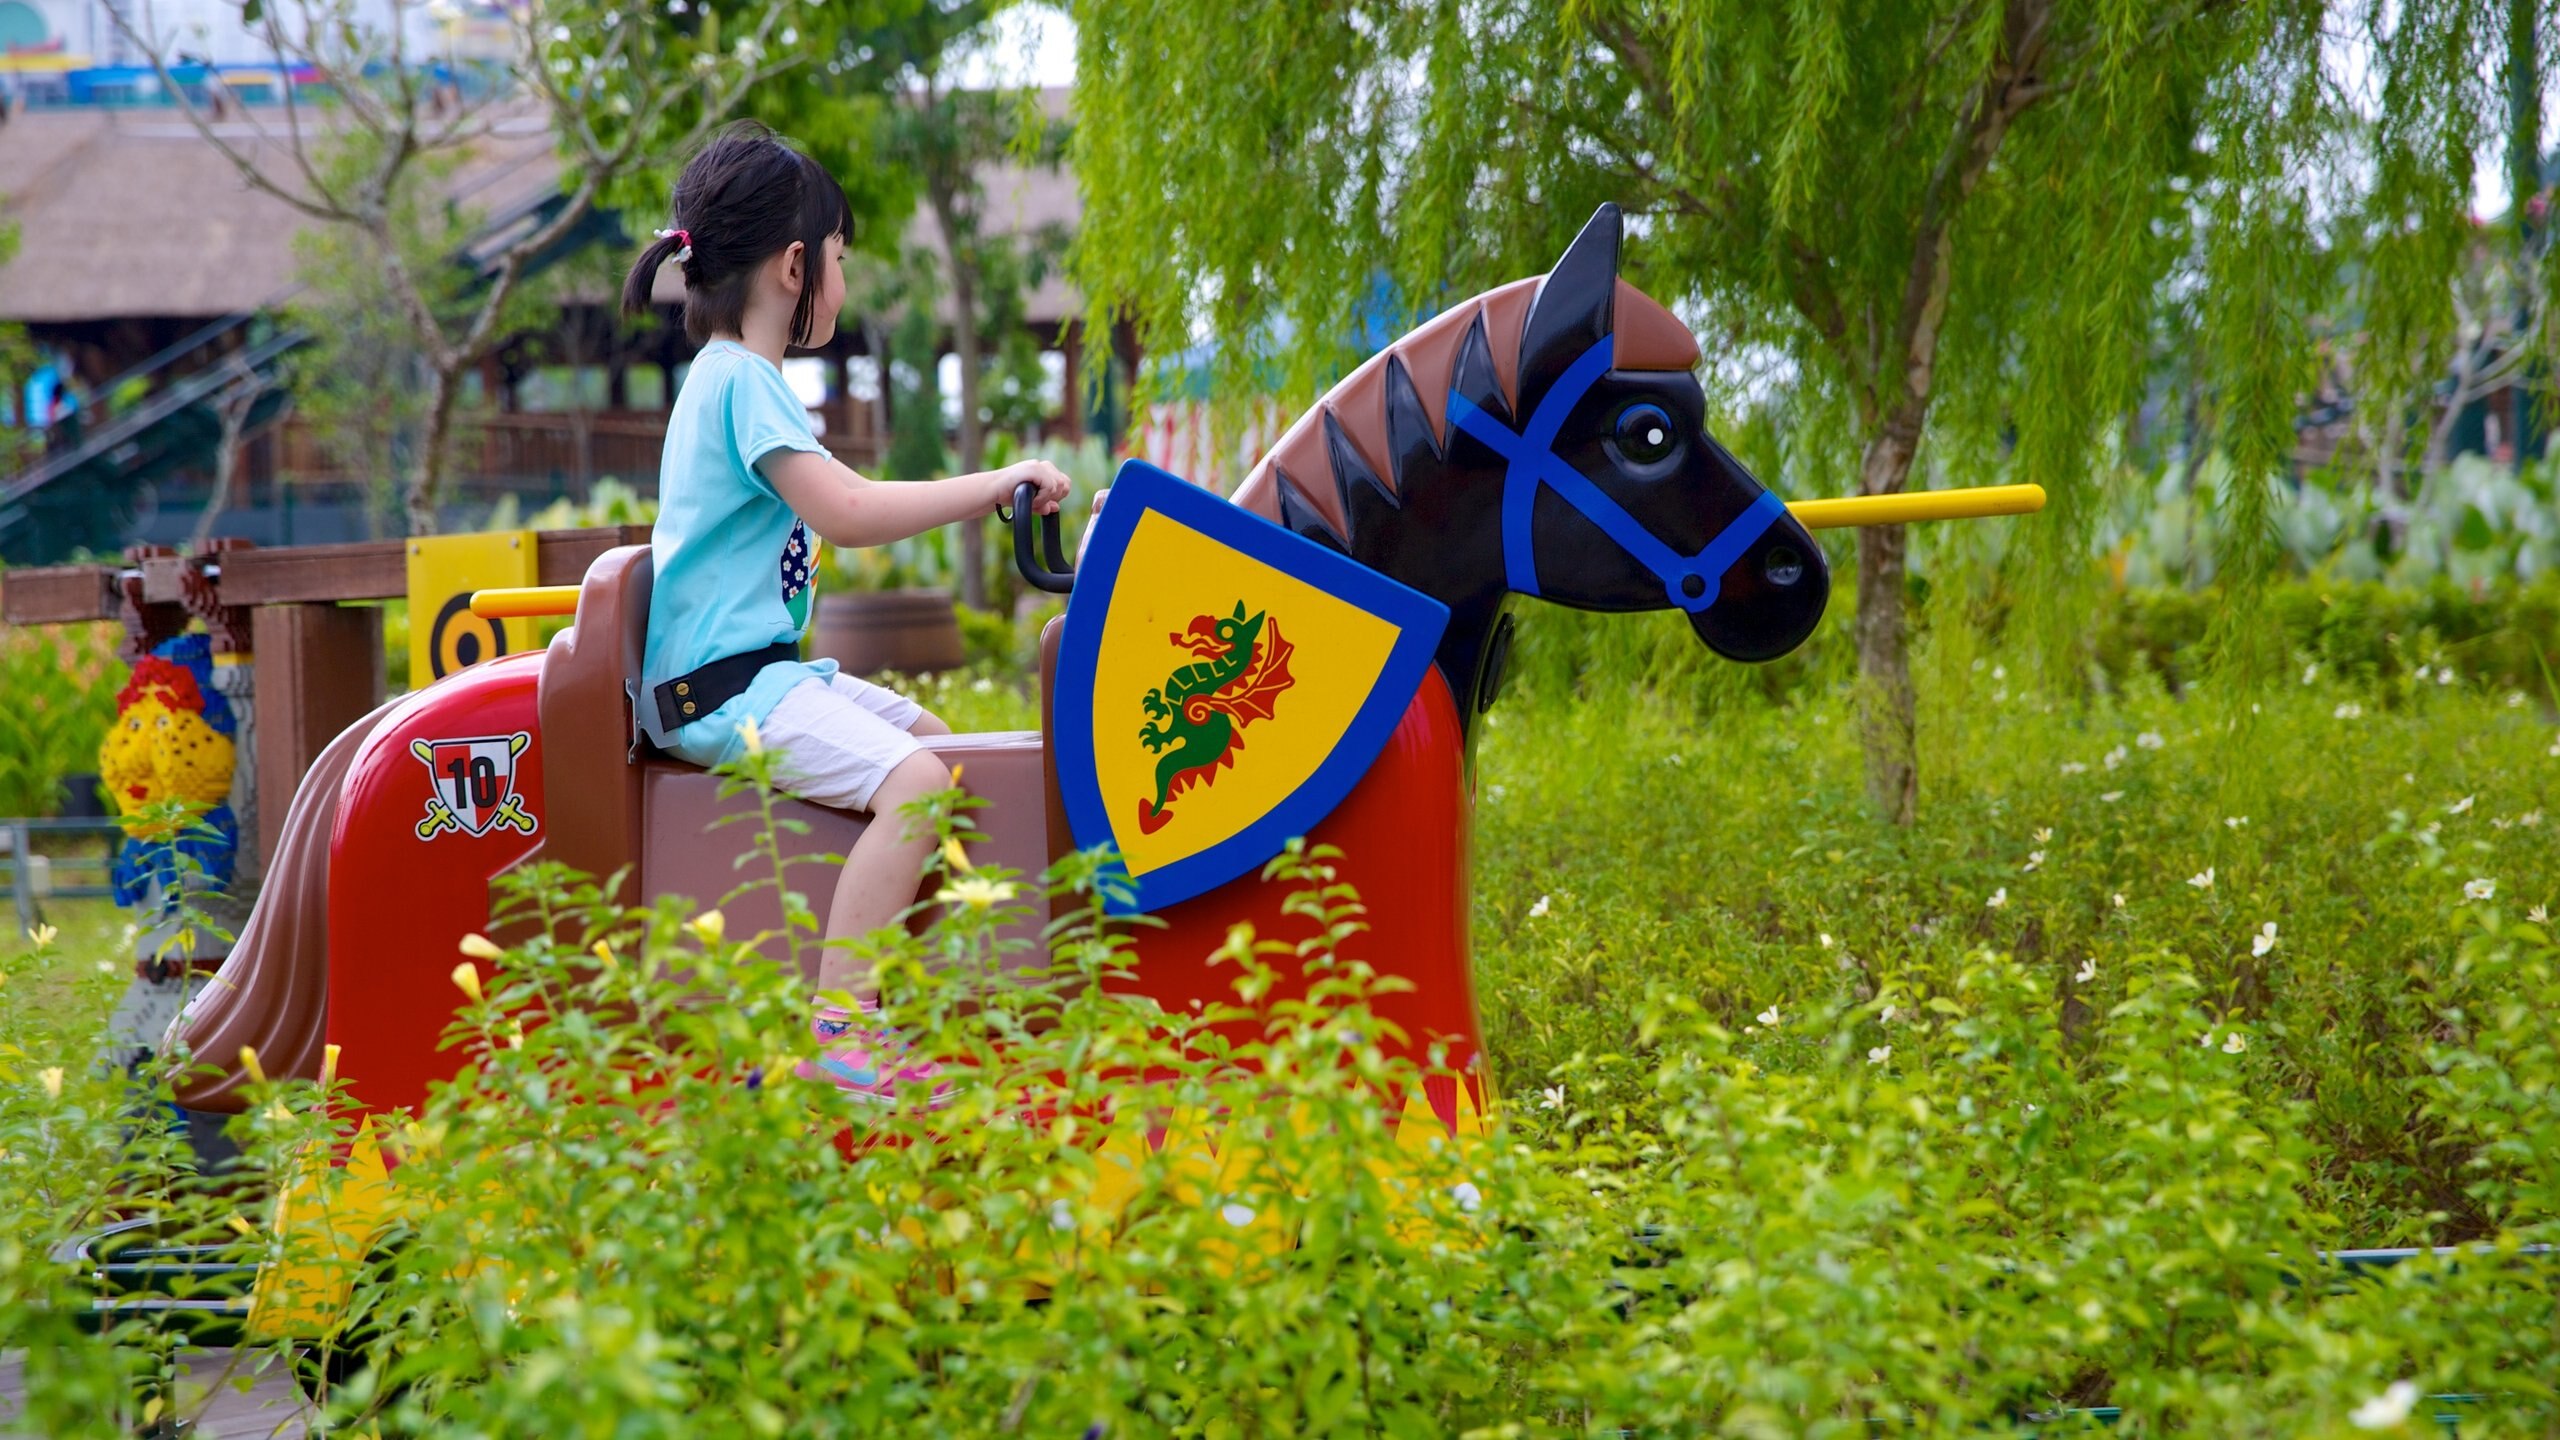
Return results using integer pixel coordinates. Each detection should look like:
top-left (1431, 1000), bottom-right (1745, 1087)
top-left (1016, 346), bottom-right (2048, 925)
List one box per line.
top-left (814, 715), bottom-right (952, 997)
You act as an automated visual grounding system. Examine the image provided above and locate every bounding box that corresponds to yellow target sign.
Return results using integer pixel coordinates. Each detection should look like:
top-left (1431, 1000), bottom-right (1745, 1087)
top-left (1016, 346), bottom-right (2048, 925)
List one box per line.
top-left (406, 531), bottom-right (538, 684)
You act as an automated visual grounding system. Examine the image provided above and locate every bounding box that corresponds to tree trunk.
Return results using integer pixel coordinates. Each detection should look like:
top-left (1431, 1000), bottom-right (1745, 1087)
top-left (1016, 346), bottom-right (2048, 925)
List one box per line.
top-left (407, 363), bottom-right (463, 537)
top-left (929, 184), bottom-right (990, 611)
top-left (1854, 424), bottom-right (1922, 826)
top-left (190, 363), bottom-right (267, 549)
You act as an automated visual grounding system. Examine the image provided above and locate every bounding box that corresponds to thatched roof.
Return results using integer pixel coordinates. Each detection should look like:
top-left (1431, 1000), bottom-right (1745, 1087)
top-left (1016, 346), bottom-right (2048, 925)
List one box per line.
top-left (0, 106), bottom-right (561, 322)
top-left (0, 98), bottom-right (1085, 327)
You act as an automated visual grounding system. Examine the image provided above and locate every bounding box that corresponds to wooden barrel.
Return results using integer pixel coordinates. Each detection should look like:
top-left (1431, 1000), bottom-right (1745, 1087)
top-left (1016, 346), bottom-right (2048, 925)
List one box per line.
top-left (810, 589), bottom-right (967, 676)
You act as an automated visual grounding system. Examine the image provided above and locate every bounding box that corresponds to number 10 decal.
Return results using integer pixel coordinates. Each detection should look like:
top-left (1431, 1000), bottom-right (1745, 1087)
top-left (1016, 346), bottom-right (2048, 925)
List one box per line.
top-left (409, 732), bottom-right (539, 840)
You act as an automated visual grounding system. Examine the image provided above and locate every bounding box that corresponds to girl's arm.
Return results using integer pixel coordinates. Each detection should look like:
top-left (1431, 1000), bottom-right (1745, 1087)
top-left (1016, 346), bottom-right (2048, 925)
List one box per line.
top-left (762, 450), bottom-right (1073, 550)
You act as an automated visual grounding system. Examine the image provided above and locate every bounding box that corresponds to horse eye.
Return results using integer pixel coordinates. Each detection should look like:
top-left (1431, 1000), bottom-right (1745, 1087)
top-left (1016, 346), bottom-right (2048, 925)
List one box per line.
top-left (1613, 402), bottom-right (1678, 465)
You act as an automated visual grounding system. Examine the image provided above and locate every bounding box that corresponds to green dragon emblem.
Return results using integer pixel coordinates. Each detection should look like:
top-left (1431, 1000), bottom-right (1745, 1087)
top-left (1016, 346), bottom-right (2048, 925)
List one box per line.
top-left (1135, 601), bottom-right (1298, 835)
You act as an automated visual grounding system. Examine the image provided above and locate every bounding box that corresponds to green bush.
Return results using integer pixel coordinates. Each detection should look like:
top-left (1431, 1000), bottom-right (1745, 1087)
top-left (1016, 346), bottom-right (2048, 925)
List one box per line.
top-left (0, 622), bottom-right (125, 816)
top-left (6, 617), bottom-right (2560, 1434)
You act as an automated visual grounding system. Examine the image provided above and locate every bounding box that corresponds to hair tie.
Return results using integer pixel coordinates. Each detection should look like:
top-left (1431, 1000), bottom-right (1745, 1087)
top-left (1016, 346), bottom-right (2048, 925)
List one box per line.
top-left (654, 227), bottom-right (693, 264)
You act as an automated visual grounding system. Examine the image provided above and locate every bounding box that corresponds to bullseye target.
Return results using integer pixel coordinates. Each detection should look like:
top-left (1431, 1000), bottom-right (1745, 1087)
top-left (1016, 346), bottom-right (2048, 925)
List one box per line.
top-left (426, 593), bottom-right (513, 679)
top-left (405, 530), bottom-right (538, 687)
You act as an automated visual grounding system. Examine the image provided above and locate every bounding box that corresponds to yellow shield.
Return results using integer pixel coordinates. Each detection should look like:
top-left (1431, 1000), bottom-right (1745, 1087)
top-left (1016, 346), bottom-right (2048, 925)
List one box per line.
top-left (1054, 462), bottom-right (1448, 913)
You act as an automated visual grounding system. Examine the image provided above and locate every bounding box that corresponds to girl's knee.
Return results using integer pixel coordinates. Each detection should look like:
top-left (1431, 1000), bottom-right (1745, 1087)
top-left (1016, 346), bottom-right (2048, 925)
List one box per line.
top-left (909, 710), bottom-right (952, 737)
top-left (870, 748), bottom-right (951, 809)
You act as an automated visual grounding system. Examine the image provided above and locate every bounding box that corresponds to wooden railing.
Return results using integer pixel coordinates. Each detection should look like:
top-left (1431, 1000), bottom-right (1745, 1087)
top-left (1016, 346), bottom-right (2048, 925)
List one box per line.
top-left (273, 407), bottom-right (889, 485)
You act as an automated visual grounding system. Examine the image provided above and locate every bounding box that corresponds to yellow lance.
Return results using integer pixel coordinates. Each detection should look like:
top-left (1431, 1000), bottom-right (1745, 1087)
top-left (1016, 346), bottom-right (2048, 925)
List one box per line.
top-left (1785, 483), bottom-right (2045, 530)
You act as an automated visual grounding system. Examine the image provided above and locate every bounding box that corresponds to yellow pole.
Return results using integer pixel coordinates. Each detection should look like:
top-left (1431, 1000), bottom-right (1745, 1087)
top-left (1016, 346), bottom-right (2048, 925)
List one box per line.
top-left (1786, 484), bottom-right (2045, 530)
top-left (469, 585), bottom-right (582, 620)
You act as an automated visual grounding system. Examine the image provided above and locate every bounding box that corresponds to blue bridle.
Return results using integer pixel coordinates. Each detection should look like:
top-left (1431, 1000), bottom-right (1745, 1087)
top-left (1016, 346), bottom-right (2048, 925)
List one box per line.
top-left (1446, 335), bottom-right (1788, 613)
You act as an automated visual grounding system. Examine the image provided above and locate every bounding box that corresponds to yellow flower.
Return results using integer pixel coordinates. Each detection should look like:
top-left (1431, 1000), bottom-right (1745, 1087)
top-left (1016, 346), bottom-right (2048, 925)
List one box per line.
top-left (935, 875), bottom-right (1018, 911)
top-left (590, 939), bottom-right (618, 971)
top-left (238, 1046), bottom-right (265, 1085)
top-left (321, 1043), bottom-right (341, 1089)
top-left (457, 933), bottom-right (504, 961)
top-left (941, 836), bottom-right (974, 874)
top-left (24, 923), bottom-right (56, 948)
top-left (225, 1214), bottom-right (258, 1238)
top-left (39, 1066), bottom-right (63, 1100)
top-left (451, 962), bottom-right (484, 1005)
top-left (690, 910), bottom-right (726, 944)
top-left (737, 713), bottom-right (764, 755)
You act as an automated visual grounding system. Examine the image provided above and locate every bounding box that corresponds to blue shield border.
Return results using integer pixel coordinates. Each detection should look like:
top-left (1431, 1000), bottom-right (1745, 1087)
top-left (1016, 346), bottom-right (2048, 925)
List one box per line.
top-left (1053, 460), bottom-right (1450, 914)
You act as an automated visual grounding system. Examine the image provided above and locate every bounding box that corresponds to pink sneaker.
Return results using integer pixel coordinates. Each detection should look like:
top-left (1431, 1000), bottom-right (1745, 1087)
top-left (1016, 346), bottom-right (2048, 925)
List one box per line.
top-left (795, 1003), bottom-right (949, 1106)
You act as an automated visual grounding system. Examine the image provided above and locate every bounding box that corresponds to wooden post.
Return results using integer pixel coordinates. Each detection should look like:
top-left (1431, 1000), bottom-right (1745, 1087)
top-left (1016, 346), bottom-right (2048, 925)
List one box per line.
top-left (249, 604), bottom-right (385, 873)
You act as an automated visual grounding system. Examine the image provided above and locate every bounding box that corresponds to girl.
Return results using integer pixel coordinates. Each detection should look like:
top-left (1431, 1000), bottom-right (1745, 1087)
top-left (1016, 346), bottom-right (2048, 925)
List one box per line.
top-left (620, 122), bottom-right (1071, 1100)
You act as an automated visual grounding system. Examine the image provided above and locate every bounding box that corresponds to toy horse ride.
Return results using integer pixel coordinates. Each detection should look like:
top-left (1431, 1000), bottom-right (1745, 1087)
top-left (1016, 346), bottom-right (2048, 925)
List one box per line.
top-left (85, 204), bottom-right (2039, 1344)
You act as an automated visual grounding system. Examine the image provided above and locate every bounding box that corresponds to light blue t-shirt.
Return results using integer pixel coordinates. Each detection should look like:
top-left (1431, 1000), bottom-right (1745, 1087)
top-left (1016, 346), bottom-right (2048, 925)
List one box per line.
top-left (641, 341), bottom-right (837, 765)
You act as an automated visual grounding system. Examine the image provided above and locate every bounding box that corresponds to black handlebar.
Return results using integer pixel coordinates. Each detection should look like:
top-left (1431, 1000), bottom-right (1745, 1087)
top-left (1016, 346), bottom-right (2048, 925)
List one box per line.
top-left (1007, 480), bottom-right (1075, 594)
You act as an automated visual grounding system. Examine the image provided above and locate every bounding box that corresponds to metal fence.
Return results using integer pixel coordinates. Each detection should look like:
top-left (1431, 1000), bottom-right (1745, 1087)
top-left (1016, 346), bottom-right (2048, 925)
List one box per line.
top-left (0, 817), bottom-right (127, 934)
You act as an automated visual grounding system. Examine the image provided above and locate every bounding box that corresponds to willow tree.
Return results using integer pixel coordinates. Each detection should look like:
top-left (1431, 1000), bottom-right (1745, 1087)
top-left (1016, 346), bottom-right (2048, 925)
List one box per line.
top-left (1072, 0), bottom-right (2518, 822)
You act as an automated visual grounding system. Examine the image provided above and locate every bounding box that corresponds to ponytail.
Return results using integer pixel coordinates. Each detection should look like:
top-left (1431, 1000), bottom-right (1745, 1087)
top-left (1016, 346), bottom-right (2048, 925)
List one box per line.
top-left (620, 229), bottom-right (687, 318)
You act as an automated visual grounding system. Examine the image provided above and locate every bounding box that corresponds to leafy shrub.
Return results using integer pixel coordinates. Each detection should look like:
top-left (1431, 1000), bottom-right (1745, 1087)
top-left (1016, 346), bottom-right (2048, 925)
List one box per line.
top-left (0, 622), bottom-right (125, 816)
top-left (7, 629), bottom-right (2560, 1434)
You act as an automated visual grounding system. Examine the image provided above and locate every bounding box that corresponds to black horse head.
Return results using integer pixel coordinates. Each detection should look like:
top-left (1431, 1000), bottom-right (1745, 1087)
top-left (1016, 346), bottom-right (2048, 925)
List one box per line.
top-left (1245, 202), bottom-right (1831, 731)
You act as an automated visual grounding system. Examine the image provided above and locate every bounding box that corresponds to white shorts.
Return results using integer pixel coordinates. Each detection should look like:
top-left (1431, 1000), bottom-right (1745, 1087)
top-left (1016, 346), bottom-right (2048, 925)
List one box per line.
top-left (758, 672), bottom-right (929, 812)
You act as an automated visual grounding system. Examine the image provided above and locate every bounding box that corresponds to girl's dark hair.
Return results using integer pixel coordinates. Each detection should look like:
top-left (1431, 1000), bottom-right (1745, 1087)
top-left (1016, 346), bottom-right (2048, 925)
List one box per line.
top-left (620, 120), bottom-right (852, 347)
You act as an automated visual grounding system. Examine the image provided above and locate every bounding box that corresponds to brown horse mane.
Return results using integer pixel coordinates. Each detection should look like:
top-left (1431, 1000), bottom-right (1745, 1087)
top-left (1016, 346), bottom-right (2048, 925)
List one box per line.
top-left (1230, 277), bottom-right (1702, 538)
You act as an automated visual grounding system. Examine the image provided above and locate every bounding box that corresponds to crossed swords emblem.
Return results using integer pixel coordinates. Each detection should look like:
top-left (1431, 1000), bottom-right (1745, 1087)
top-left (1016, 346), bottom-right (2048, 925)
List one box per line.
top-left (411, 733), bottom-right (538, 840)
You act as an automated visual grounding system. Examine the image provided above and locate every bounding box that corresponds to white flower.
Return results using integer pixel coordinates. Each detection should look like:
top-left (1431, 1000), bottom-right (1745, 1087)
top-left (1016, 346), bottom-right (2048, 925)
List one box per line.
top-left (39, 1066), bottom-right (63, 1100)
top-left (1539, 1084), bottom-right (1566, 1111)
top-left (2349, 1380), bottom-right (2419, 1431)
top-left (2100, 791), bottom-right (2124, 803)
top-left (2464, 877), bottom-right (2496, 902)
top-left (2113, 893), bottom-right (2127, 908)
top-left (2302, 662), bottom-right (2319, 684)
top-left (2137, 731), bottom-right (2165, 750)
top-left (1818, 932), bottom-right (1834, 948)
top-left (2222, 1031), bottom-right (2248, 1055)
top-left (1992, 665), bottom-right (2007, 681)
top-left (24, 923), bottom-right (55, 948)
top-left (2404, 773), bottom-right (2417, 785)
top-left (2104, 745), bottom-right (2128, 770)
top-left (1450, 1181), bottom-right (1482, 1213)
top-left (2034, 828), bottom-right (2054, 843)
top-left (2520, 809), bottom-right (2543, 827)
top-left (2415, 665), bottom-right (2432, 682)
top-left (1528, 894), bottom-right (1550, 919)
top-left (2439, 668), bottom-right (2456, 687)
top-left (2060, 761), bottom-right (2089, 776)
top-left (1051, 1200), bottom-right (1076, 1231)
top-left (94, 959), bottom-right (114, 974)
top-left (1867, 1046), bottom-right (1892, 1065)
top-left (2188, 868), bottom-right (2215, 890)
top-left (1487, 784), bottom-right (1506, 801)
top-left (2450, 794), bottom-right (2475, 815)
top-left (2075, 959), bottom-right (2098, 984)
top-left (2023, 851), bottom-right (2044, 872)
top-left (2225, 815), bottom-right (2248, 829)
top-left (2252, 922), bottom-right (2278, 957)
top-left (2335, 703), bottom-right (2364, 720)
top-left (1756, 1006), bottom-right (1781, 1027)
top-left (2509, 691), bottom-right (2528, 709)
top-left (1219, 1202), bottom-right (1256, 1228)
top-left (1987, 887), bottom-right (2009, 909)
top-left (1665, 753), bottom-right (1685, 767)
top-left (2547, 735), bottom-right (2560, 758)
top-left (1881, 1004), bottom-right (1898, 1023)
top-left (2530, 904), bottom-right (2550, 925)
top-left (2201, 1030), bottom-right (2217, 1049)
